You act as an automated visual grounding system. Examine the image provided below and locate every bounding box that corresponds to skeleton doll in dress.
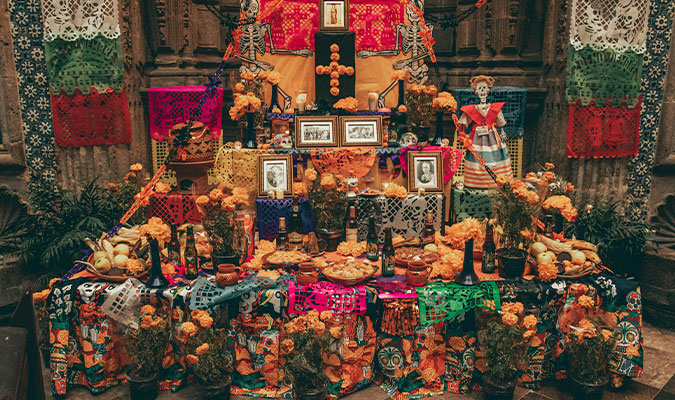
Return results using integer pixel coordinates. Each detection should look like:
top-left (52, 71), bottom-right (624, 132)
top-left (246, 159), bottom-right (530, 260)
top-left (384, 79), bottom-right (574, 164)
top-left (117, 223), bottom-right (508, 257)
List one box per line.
top-left (357, 0), bottom-right (432, 86)
top-left (458, 75), bottom-right (512, 189)
top-left (239, 0), bottom-right (313, 109)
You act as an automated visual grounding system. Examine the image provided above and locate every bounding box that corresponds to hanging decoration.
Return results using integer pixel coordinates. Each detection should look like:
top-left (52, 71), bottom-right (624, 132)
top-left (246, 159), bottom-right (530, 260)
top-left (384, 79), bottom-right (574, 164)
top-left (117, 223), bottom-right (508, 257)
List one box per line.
top-left (42, 0), bottom-right (121, 41)
top-left (625, 0), bottom-right (675, 221)
top-left (310, 148), bottom-right (377, 178)
top-left (148, 87), bottom-right (224, 141)
top-left (7, 0), bottom-right (57, 182)
top-left (565, 0), bottom-right (651, 158)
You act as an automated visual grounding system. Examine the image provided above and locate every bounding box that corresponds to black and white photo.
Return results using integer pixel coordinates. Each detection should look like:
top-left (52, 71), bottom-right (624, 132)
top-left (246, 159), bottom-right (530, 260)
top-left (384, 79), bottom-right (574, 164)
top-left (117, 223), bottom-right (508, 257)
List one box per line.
top-left (339, 116), bottom-right (382, 146)
top-left (407, 151), bottom-right (443, 192)
top-left (295, 116), bottom-right (339, 148)
top-left (258, 155), bottom-right (292, 197)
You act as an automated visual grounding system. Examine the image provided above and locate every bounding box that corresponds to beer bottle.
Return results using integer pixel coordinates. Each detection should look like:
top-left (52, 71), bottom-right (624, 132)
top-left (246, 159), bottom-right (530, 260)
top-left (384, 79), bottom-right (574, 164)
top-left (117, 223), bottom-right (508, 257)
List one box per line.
top-left (421, 210), bottom-right (435, 247)
top-left (388, 110), bottom-right (400, 147)
top-left (544, 214), bottom-right (554, 238)
top-left (346, 206), bottom-right (358, 243)
top-left (168, 223), bottom-right (181, 266)
top-left (184, 225), bottom-right (198, 279)
top-left (277, 217), bottom-right (289, 251)
top-left (288, 196), bottom-right (304, 250)
top-left (482, 223), bottom-right (496, 274)
top-left (366, 217), bottom-right (379, 261)
top-left (381, 227), bottom-right (395, 277)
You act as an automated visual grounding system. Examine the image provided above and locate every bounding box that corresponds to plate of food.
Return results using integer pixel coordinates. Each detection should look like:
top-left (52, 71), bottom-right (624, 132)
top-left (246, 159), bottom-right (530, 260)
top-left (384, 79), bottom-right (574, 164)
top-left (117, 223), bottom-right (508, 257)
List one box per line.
top-left (262, 250), bottom-right (313, 268)
top-left (394, 247), bottom-right (439, 267)
top-left (358, 188), bottom-right (383, 197)
top-left (322, 261), bottom-right (378, 286)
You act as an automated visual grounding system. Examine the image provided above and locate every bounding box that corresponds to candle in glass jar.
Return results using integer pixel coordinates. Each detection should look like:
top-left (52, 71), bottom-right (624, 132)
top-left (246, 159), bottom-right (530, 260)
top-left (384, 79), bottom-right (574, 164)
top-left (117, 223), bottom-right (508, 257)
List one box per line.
top-left (296, 91), bottom-right (307, 112)
top-left (276, 189), bottom-right (285, 199)
top-left (368, 92), bottom-right (378, 112)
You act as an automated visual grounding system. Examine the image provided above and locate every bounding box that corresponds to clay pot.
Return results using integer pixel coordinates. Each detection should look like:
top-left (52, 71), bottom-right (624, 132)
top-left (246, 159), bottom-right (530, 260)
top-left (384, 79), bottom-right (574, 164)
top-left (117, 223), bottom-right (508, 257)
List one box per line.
top-left (216, 264), bottom-right (241, 287)
top-left (297, 262), bottom-right (319, 286)
top-left (406, 260), bottom-right (431, 287)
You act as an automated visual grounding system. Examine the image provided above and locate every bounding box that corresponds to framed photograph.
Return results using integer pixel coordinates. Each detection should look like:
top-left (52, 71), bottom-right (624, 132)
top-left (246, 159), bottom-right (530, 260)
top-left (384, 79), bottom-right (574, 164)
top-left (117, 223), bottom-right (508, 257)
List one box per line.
top-left (407, 151), bottom-right (443, 192)
top-left (258, 154), bottom-right (293, 197)
top-left (319, 0), bottom-right (349, 31)
top-left (294, 116), bottom-right (339, 148)
top-left (339, 116), bottom-right (383, 147)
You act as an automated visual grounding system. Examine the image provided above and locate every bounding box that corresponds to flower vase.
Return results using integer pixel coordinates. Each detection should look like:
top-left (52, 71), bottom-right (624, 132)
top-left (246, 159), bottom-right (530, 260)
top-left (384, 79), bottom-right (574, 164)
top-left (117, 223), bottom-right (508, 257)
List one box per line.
top-left (455, 239), bottom-right (480, 285)
top-left (267, 84), bottom-right (280, 113)
top-left (431, 111), bottom-right (444, 146)
top-left (243, 112), bottom-right (257, 149)
top-left (396, 79), bottom-right (405, 111)
top-left (146, 238), bottom-right (169, 288)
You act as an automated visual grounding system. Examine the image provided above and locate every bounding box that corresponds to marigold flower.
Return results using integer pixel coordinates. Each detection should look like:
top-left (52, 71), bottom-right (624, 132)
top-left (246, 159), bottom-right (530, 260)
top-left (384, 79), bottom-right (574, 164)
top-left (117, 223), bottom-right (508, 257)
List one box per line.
top-left (522, 314), bottom-right (538, 330)
top-left (198, 314), bottom-right (214, 329)
top-left (150, 316), bottom-right (166, 329)
top-left (140, 305), bottom-right (156, 315)
top-left (397, 105), bottom-right (408, 113)
top-left (601, 329), bottom-right (614, 341)
top-left (320, 174), bottom-right (336, 190)
top-left (130, 163), bottom-right (143, 172)
top-left (345, 66), bottom-right (354, 76)
top-left (501, 312), bottom-right (518, 326)
top-left (155, 181), bottom-right (171, 194)
top-left (330, 71), bottom-right (339, 79)
top-left (181, 321), bottom-right (199, 337)
top-left (330, 79), bottom-right (340, 87)
top-left (241, 71), bottom-right (255, 81)
top-left (234, 83), bottom-right (245, 93)
top-left (334, 97), bottom-right (359, 112)
top-left (330, 87), bottom-right (339, 96)
top-left (305, 168), bottom-right (317, 181)
top-left (140, 315), bottom-right (153, 329)
top-left (196, 343), bottom-right (210, 355)
top-left (541, 171), bottom-right (555, 183)
top-left (520, 228), bottom-right (533, 241)
top-left (577, 295), bottom-right (595, 309)
top-left (391, 70), bottom-right (407, 80)
top-left (191, 309), bottom-right (206, 320)
top-left (316, 66), bottom-right (325, 75)
top-left (330, 53), bottom-right (340, 61)
top-left (272, 107), bottom-right (281, 113)
top-left (409, 83), bottom-right (422, 94)
top-left (330, 326), bottom-right (343, 339)
top-left (566, 182), bottom-right (575, 193)
top-left (523, 329), bottom-right (535, 339)
top-left (501, 302), bottom-right (524, 315)
top-left (187, 354), bottom-right (200, 365)
top-left (281, 338), bottom-right (295, 354)
top-left (544, 162), bottom-right (555, 170)
top-left (33, 289), bottom-right (51, 304)
top-left (196, 195), bottom-right (210, 208)
top-left (525, 172), bottom-right (537, 180)
top-left (330, 44), bottom-right (339, 52)
top-left (107, 182), bottom-right (118, 191)
top-left (496, 174), bottom-right (511, 188)
top-left (140, 217), bottom-right (171, 243)
top-left (209, 188), bottom-right (223, 201)
top-left (538, 262), bottom-right (558, 282)
top-left (329, 61), bottom-right (339, 70)
top-left (424, 85), bottom-right (438, 96)
top-left (266, 71), bottom-right (282, 85)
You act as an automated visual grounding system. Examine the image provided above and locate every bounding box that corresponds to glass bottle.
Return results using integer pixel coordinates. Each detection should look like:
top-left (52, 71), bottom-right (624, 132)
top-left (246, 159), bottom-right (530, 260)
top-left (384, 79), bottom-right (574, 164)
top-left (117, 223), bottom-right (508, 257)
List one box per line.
top-left (168, 223), bottom-right (181, 266)
top-left (346, 206), bottom-right (358, 243)
top-left (184, 225), bottom-right (198, 279)
top-left (288, 196), bottom-right (304, 250)
top-left (388, 110), bottom-right (400, 147)
top-left (421, 210), bottom-right (435, 247)
top-left (455, 238), bottom-right (480, 285)
top-left (366, 217), bottom-right (379, 261)
top-left (147, 238), bottom-right (169, 288)
top-left (381, 227), bottom-right (395, 277)
top-left (277, 217), bottom-right (289, 251)
top-left (482, 223), bottom-right (496, 274)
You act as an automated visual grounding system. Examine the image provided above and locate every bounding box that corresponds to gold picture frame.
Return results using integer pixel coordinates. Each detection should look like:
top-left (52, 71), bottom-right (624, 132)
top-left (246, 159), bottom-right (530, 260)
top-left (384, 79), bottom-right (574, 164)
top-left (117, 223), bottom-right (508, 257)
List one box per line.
top-left (294, 115), bottom-right (339, 148)
top-left (407, 151), bottom-right (443, 193)
top-left (319, 0), bottom-right (349, 31)
top-left (339, 115), bottom-right (383, 147)
top-left (258, 154), bottom-right (293, 197)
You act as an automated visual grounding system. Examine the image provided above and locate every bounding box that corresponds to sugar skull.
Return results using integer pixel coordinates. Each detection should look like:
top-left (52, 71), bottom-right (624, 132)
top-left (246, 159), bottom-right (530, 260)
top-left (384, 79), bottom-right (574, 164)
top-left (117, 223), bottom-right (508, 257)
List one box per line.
top-left (625, 291), bottom-right (641, 313)
top-left (378, 346), bottom-right (404, 377)
top-left (272, 134), bottom-right (293, 148)
top-left (259, 330), bottom-right (279, 353)
top-left (239, 291), bottom-right (257, 314)
top-left (617, 321), bottom-right (640, 347)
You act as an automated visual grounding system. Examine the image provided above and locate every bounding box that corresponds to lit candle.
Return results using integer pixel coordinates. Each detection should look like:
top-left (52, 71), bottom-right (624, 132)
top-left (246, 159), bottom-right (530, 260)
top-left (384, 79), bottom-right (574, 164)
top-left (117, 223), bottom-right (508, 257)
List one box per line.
top-left (418, 187), bottom-right (425, 196)
top-left (297, 91), bottom-right (307, 112)
top-left (276, 189), bottom-right (285, 199)
top-left (368, 92), bottom-right (378, 112)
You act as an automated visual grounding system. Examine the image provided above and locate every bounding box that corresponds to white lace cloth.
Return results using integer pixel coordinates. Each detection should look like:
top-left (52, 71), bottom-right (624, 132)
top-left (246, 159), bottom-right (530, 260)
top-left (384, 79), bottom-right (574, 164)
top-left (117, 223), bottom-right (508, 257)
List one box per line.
top-left (41, 0), bottom-right (121, 41)
top-left (569, 0), bottom-right (651, 53)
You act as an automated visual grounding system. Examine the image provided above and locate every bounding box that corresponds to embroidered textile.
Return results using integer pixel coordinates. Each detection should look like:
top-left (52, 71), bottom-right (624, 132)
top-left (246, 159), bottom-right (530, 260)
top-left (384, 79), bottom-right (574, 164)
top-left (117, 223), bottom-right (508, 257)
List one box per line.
top-left (565, 44), bottom-right (644, 108)
top-left (42, 0), bottom-right (121, 41)
top-left (311, 148), bottom-right (377, 179)
top-left (569, 0), bottom-right (650, 53)
top-left (288, 281), bottom-right (367, 315)
top-left (626, 0), bottom-right (675, 221)
top-left (8, 0), bottom-right (57, 181)
top-left (148, 87), bottom-right (224, 141)
top-left (453, 87), bottom-right (527, 139)
top-left (399, 145), bottom-right (462, 183)
top-left (567, 100), bottom-right (641, 158)
top-left (51, 89), bottom-right (132, 146)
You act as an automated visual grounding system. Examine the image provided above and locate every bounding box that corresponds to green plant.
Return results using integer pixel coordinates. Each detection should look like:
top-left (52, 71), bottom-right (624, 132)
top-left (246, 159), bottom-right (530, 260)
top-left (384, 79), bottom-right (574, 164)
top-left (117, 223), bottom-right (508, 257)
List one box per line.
top-left (404, 84), bottom-right (436, 126)
top-left (123, 305), bottom-right (169, 378)
top-left (10, 176), bottom-right (119, 273)
top-left (282, 310), bottom-right (333, 392)
top-left (180, 310), bottom-right (232, 386)
top-left (106, 166), bottom-right (148, 226)
top-left (196, 188), bottom-right (248, 257)
top-left (567, 201), bottom-right (650, 276)
top-left (566, 318), bottom-right (616, 384)
top-left (490, 179), bottom-right (538, 250)
top-left (305, 170), bottom-right (348, 232)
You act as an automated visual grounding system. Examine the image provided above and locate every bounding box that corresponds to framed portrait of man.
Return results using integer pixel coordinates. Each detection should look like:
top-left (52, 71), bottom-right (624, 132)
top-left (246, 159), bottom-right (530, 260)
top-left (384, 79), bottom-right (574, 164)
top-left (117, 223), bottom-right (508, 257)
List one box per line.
top-left (339, 115), bottom-right (382, 147)
top-left (294, 116), bottom-right (339, 148)
top-left (407, 151), bottom-right (443, 192)
top-left (319, 0), bottom-right (349, 31)
top-left (258, 154), bottom-right (293, 197)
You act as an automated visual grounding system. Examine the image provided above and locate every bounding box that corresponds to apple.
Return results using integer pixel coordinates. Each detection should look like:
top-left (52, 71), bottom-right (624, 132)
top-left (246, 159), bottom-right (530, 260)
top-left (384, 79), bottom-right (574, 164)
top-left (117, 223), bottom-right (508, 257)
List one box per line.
top-left (571, 250), bottom-right (586, 265)
top-left (536, 251), bottom-right (556, 265)
top-left (530, 242), bottom-right (547, 256)
top-left (114, 243), bottom-right (130, 256)
top-left (94, 257), bottom-right (112, 273)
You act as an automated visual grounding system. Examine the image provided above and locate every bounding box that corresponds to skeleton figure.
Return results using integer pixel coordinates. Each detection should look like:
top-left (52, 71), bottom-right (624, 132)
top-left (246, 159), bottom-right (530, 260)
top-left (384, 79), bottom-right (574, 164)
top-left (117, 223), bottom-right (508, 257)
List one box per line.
top-left (357, 0), bottom-right (432, 85)
top-left (239, 0), bottom-right (313, 109)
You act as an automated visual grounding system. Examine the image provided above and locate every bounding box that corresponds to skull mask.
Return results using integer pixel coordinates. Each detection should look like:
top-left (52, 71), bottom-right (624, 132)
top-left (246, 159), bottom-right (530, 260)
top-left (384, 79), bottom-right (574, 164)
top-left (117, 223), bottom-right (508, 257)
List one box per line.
top-left (378, 346), bottom-right (404, 377)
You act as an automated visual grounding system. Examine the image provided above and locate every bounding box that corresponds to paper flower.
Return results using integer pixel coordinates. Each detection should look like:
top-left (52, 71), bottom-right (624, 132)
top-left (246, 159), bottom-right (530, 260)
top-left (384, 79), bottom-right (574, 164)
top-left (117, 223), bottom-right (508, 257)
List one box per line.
top-left (330, 87), bottom-right (339, 96)
top-left (345, 66), bottom-right (354, 76)
top-left (330, 43), bottom-right (339, 52)
top-left (330, 53), bottom-right (340, 61)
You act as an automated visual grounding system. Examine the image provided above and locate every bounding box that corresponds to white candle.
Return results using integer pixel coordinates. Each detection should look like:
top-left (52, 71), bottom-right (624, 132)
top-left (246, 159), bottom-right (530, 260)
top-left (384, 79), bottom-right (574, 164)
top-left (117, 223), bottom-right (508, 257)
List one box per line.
top-left (368, 92), bottom-right (378, 112)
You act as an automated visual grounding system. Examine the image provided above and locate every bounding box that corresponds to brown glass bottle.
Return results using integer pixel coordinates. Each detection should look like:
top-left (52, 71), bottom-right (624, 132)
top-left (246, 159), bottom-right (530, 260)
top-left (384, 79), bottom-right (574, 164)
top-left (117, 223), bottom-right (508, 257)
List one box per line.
top-left (381, 227), bottom-right (395, 277)
top-left (184, 225), bottom-right (198, 279)
top-left (421, 210), bottom-right (435, 247)
top-left (346, 206), bottom-right (358, 243)
top-left (168, 223), bottom-right (181, 266)
top-left (366, 217), bottom-right (379, 261)
top-left (288, 196), bottom-right (303, 250)
top-left (277, 217), bottom-right (289, 250)
top-left (482, 223), bottom-right (496, 274)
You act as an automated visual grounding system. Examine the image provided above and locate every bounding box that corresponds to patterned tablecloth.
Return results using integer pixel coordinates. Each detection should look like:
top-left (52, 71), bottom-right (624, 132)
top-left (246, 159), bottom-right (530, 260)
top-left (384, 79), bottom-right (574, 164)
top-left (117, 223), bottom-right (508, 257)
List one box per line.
top-left (47, 260), bottom-right (643, 398)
